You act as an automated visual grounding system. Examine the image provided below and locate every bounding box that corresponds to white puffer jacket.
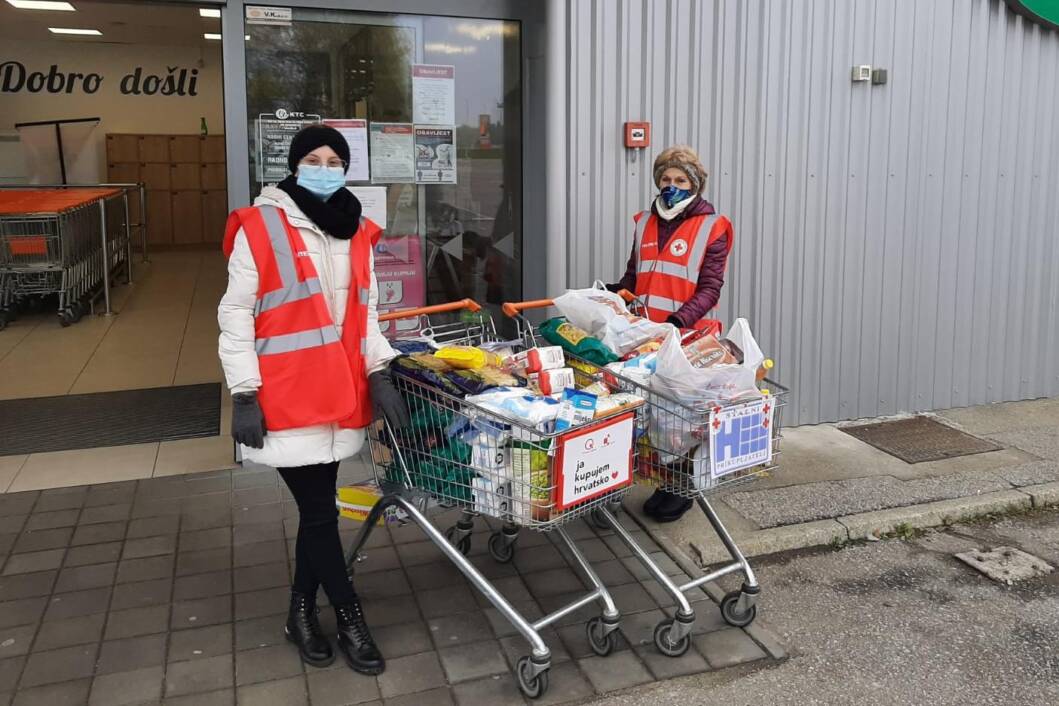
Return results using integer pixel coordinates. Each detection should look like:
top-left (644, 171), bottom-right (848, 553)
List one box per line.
top-left (217, 186), bottom-right (396, 468)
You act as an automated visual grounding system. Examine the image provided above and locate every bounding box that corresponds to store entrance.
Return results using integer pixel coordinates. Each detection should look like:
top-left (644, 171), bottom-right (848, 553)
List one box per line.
top-left (242, 7), bottom-right (522, 334)
top-left (0, 0), bottom-right (233, 488)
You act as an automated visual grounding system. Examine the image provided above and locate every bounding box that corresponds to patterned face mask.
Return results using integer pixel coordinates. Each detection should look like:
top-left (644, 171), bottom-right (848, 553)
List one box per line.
top-left (659, 185), bottom-right (692, 208)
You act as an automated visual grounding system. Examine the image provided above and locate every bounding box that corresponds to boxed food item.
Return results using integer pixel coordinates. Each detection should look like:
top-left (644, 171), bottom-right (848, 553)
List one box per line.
top-left (594, 392), bottom-right (644, 419)
top-left (511, 442), bottom-right (552, 522)
top-left (504, 346), bottom-right (566, 374)
top-left (527, 367), bottom-right (576, 396)
top-left (554, 388), bottom-right (598, 432)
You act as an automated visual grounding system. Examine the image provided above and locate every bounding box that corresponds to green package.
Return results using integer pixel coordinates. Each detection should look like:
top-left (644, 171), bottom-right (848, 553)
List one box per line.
top-left (540, 317), bottom-right (619, 367)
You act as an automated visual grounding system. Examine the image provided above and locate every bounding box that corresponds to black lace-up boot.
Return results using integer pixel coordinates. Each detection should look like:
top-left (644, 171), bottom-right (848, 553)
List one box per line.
top-left (334, 597), bottom-right (385, 675)
top-left (285, 591), bottom-right (334, 667)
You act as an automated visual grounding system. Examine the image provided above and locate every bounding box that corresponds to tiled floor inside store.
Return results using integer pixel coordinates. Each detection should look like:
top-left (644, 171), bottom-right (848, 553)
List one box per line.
top-left (0, 462), bottom-right (774, 706)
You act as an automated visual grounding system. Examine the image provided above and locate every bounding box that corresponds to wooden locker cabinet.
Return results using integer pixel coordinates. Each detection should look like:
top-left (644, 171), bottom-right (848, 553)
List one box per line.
top-left (202, 190), bottom-right (228, 244)
top-left (144, 191), bottom-right (173, 246)
top-left (171, 191), bottom-right (204, 244)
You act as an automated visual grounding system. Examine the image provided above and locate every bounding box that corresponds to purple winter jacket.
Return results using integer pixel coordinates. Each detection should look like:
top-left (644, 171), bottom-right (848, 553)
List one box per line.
top-left (611, 197), bottom-right (731, 328)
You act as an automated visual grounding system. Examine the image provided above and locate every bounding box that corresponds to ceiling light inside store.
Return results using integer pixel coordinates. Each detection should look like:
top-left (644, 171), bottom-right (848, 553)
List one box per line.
top-left (7, 1), bottom-right (75, 10)
top-left (205, 33), bottom-right (249, 40)
top-left (425, 42), bottom-right (476, 55)
top-left (199, 8), bottom-right (220, 18)
top-left (48, 27), bottom-right (100, 35)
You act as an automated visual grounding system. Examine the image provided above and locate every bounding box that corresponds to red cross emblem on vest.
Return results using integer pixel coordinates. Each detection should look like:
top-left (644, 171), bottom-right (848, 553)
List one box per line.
top-left (669, 238), bottom-right (689, 256)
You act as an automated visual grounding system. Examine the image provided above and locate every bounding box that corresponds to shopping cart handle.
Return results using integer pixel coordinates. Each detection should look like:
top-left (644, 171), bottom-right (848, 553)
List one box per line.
top-left (616, 289), bottom-right (636, 303)
top-left (379, 298), bottom-right (481, 322)
top-left (501, 299), bottom-right (555, 318)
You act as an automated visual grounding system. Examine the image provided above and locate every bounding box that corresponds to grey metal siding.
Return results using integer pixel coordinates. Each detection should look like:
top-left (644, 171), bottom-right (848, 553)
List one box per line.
top-left (560, 0), bottom-right (1059, 424)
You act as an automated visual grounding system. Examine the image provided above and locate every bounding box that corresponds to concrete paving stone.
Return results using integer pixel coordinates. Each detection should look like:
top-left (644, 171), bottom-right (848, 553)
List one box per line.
top-left (19, 644), bottom-right (98, 688)
top-left (305, 668), bottom-right (380, 706)
top-left (172, 595), bottom-right (233, 630)
top-left (565, 537), bottom-right (616, 564)
top-left (351, 545), bottom-right (401, 575)
top-left (497, 630), bottom-right (570, 669)
top-left (234, 644), bottom-right (303, 686)
top-left (180, 508), bottom-right (233, 532)
top-left (536, 592), bottom-right (600, 629)
top-left (234, 616), bottom-right (284, 652)
top-left (0, 656), bottom-right (23, 692)
top-left (231, 487), bottom-right (280, 508)
top-left (473, 576), bottom-right (534, 608)
top-left (0, 494), bottom-right (37, 518)
top-left (178, 527), bottom-right (232, 553)
top-left (234, 588), bottom-right (287, 622)
top-left (126, 515), bottom-right (181, 540)
top-left (383, 686), bottom-right (452, 706)
top-left (464, 553), bottom-right (519, 581)
top-left (13, 528), bottom-right (72, 554)
top-left (0, 571), bottom-right (56, 602)
top-left (177, 548), bottom-right (232, 577)
top-left (231, 522), bottom-right (284, 548)
top-left (394, 540), bottom-right (446, 568)
top-left (1021, 481), bottom-right (1059, 508)
top-left (24, 510), bottom-right (79, 532)
top-left (43, 586), bottom-right (111, 621)
top-left (511, 544), bottom-right (568, 573)
top-left (232, 503), bottom-right (286, 527)
top-left (131, 499), bottom-right (183, 520)
top-left (693, 626), bottom-right (768, 670)
top-left (104, 604), bottom-right (171, 640)
top-left (590, 559), bottom-right (638, 587)
top-left (71, 521), bottom-right (126, 547)
top-left (523, 662), bottom-right (597, 705)
top-left (84, 483), bottom-right (137, 508)
top-left (427, 612), bottom-right (494, 649)
top-left (232, 563), bottom-right (287, 594)
top-left (34, 489), bottom-right (86, 513)
top-left (645, 551), bottom-right (684, 577)
top-left (168, 623), bottom-right (232, 663)
top-left (610, 582), bottom-right (662, 613)
top-left (373, 621), bottom-right (433, 659)
top-left (556, 621), bottom-right (630, 660)
top-left (123, 535), bottom-right (177, 560)
top-left (353, 569), bottom-right (412, 600)
top-left (0, 520), bottom-right (26, 538)
top-left (839, 490), bottom-right (1033, 539)
top-left (415, 585), bottom-right (477, 620)
top-left (578, 649), bottom-right (653, 693)
top-left (54, 562), bottom-right (116, 593)
top-left (616, 608), bottom-right (668, 649)
top-left (0, 597), bottom-right (47, 629)
top-left (174, 570), bottom-right (233, 601)
top-left (376, 652), bottom-right (446, 698)
top-left (232, 470), bottom-right (275, 490)
top-left (522, 568), bottom-right (586, 598)
top-left (405, 563), bottom-right (466, 592)
top-left (10, 678), bottom-right (90, 706)
top-left (0, 625), bottom-right (36, 658)
top-left (111, 577), bottom-right (173, 610)
top-left (162, 687), bottom-right (234, 706)
top-left (164, 654), bottom-right (234, 698)
top-left (97, 633), bottom-right (168, 674)
top-left (2, 549), bottom-right (65, 576)
top-left (482, 601), bottom-right (543, 640)
top-left (235, 675), bottom-right (307, 706)
top-left (184, 478), bottom-right (232, 498)
top-left (79, 503), bottom-right (132, 526)
top-left (634, 642), bottom-right (711, 680)
top-left (232, 541), bottom-right (285, 569)
top-left (449, 673), bottom-right (525, 706)
top-left (361, 596), bottom-right (423, 628)
top-left (64, 541), bottom-right (122, 568)
top-left (88, 665), bottom-right (164, 706)
top-left (619, 556), bottom-right (653, 582)
top-left (118, 555), bottom-right (175, 583)
top-left (0, 535), bottom-right (15, 557)
top-left (33, 612), bottom-right (105, 651)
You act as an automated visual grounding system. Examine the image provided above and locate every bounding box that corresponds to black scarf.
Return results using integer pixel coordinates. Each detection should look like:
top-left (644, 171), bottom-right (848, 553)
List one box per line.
top-left (277, 175), bottom-right (362, 239)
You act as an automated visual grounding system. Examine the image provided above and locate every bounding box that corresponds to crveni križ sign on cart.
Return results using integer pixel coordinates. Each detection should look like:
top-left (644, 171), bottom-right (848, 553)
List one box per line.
top-left (554, 412), bottom-right (635, 510)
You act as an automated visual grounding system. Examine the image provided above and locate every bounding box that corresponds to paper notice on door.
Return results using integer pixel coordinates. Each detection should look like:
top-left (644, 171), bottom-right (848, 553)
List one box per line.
top-left (256, 112), bottom-right (319, 183)
top-left (346, 186), bottom-right (387, 229)
top-left (323, 119), bottom-right (369, 182)
top-left (412, 64), bottom-right (456, 125)
top-left (414, 127), bottom-right (456, 184)
top-left (369, 123), bottom-right (415, 184)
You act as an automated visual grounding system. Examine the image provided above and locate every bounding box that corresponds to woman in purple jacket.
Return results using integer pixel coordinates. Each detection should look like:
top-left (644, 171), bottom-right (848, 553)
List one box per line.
top-left (609, 145), bottom-right (734, 522)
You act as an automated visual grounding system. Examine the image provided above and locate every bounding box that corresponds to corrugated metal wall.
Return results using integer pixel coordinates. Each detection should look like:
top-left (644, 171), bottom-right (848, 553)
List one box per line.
top-left (561, 0), bottom-right (1059, 425)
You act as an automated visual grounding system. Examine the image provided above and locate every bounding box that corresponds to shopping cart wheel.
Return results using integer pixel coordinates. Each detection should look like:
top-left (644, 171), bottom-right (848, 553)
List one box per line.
top-left (653, 620), bottom-right (691, 657)
top-left (720, 590), bottom-right (757, 627)
top-left (443, 525), bottom-right (472, 556)
top-left (516, 656), bottom-right (549, 699)
top-left (587, 508), bottom-right (610, 531)
top-left (487, 531), bottom-right (515, 563)
top-left (585, 616), bottom-right (616, 657)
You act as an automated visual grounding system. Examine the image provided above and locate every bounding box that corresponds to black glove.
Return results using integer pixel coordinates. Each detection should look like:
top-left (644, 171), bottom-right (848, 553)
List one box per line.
top-left (603, 282), bottom-right (621, 293)
top-left (665, 314), bottom-right (684, 329)
top-left (231, 391), bottom-right (267, 449)
top-left (369, 370), bottom-right (411, 431)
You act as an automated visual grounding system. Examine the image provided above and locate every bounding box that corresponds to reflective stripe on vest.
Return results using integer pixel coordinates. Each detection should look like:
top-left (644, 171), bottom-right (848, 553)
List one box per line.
top-left (260, 206), bottom-right (297, 288)
top-left (256, 325), bottom-right (340, 355)
top-left (255, 277), bottom-right (323, 315)
top-left (641, 294), bottom-right (682, 313)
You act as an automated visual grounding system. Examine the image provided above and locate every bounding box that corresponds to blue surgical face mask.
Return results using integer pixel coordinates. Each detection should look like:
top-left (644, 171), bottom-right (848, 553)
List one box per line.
top-left (660, 185), bottom-right (692, 208)
top-left (296, 165), bottom-right (346, 200)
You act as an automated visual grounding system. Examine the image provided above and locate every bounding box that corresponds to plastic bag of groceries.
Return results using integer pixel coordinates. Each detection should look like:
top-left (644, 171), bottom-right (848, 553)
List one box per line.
top-left (648, 328), bottom-right (761, 455)
top-left (552, 284), bottom-right (673, 357)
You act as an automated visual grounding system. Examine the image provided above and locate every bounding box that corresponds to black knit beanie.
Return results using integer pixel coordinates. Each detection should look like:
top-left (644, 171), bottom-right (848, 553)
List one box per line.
top-left (287, 124), bottom-right (351, 173)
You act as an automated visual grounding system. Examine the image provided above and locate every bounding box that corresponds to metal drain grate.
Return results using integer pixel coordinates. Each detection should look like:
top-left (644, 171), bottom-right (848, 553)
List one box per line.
top-left (0, 383), bottom-right (221, 456)
top-left (840, 415), bottom-right (1001, 464)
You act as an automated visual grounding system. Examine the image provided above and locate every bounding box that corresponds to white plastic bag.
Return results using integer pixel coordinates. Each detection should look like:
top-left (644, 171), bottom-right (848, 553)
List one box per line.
top-left (552, 285), bottom-right (673, 356)
top-left (724, 317), bottom-right (765, 371)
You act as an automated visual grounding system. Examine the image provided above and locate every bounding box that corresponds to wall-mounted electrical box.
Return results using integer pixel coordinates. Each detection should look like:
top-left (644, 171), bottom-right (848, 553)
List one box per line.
top-left (851, 65), bottom-right (872, 82)
top-left (624, 122), bottom-right (650, 148)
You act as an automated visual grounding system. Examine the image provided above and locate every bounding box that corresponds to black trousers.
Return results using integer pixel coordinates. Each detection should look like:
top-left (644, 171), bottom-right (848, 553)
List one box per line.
top-left (277, 461), bottom-right (355, 606)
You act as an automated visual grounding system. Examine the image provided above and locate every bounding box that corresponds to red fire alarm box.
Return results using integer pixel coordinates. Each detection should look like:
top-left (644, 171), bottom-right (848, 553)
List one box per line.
top-left (624, 121), bottom-right (650, 148)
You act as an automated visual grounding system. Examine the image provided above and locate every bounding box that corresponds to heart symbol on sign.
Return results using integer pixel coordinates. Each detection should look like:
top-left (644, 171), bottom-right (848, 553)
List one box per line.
top-left (611, 472), bottom-right (619, 480)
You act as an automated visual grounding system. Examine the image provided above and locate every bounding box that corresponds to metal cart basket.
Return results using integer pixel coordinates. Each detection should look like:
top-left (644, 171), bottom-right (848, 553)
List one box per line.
top-left (503, 294), bottom-right (790, 659)
top-left (342, 299), bottom-right (641, 699)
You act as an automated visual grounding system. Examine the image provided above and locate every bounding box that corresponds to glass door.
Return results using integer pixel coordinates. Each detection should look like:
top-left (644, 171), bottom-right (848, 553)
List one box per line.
top-left (243, 8), bottom-right (522, 333)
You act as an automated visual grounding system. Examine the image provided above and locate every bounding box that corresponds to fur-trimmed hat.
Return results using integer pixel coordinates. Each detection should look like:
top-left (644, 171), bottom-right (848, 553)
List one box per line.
top-left (652, 145), bottom-right (708, 194)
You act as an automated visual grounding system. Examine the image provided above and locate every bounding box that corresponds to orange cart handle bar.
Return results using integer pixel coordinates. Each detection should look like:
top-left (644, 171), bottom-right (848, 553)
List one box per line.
top-left (378, 298), bottom-right (481, 322)
top-left (502, 288), bottom-right (636, 318)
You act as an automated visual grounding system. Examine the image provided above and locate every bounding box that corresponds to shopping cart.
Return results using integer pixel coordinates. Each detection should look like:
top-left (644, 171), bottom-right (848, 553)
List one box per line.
top-left (503, 294), bottom-right (790, 658)
top-left (0, 188), bottom-right (132, 328)
top-left (342, 299), bottom-right (640, 699)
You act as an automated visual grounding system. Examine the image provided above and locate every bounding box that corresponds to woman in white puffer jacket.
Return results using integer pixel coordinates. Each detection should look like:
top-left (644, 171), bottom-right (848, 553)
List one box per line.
top-left (218, 125), bottom-right (408, 677)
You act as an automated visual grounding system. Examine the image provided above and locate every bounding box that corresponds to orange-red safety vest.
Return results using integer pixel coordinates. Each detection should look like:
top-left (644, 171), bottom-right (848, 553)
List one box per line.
top-left (222, 205), bottom-right (380, 432)
top-left (631, 210), bottom-right (733, 330)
